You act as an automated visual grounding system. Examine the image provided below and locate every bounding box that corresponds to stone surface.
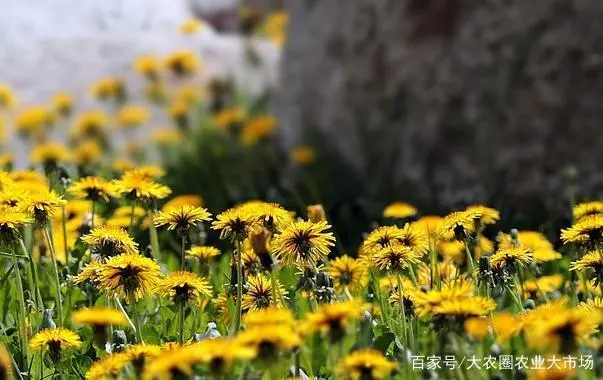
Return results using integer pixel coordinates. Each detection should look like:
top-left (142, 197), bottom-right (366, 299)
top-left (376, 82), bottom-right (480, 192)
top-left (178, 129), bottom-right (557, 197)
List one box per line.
top-left (277, 0), bottom-right (603, 210)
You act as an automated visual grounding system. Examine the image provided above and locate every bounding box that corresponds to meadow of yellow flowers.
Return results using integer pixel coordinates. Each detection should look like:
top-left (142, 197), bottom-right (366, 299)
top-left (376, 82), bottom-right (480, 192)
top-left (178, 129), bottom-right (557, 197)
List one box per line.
top-left (0, 13), bottom-right (601, 380)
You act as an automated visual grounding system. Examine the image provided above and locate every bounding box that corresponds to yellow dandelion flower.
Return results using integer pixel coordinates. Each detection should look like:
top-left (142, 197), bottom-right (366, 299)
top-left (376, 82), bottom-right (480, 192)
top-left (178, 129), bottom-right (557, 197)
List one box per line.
top-left (85, 352), bottom-right (129, 380)
top-left (372, 243), bottom-right (422, 272)
top-left (152, 128), bottom-right (183, 146)
top-left (73, 140), bottom-right (103, 166)
top-left (241, 274), bottom-right (287, 311)
top-left (307, 204), bottom-right (327, 223)
top-left (0, 153), bottom-right (14, 169)
top-left (491, 312), bottom-right (523, 342)
top-left (523, 275), bottom-right (564, 299)
top-left (177, 85), bottom-right (204, 106)
top-left (15, 106), bottom-right (54, 139)
top-left (0, 83), bottom-right (17, 109)
top-left (154, 205), bottom-right (211, 235)
top-left (383, 202), bottom-right (417, 219)
top-left (490, 247), bottom-right (533, 268)
top-left (29, 328), bottom-right (82, 361)
top-left (25, 189), bottom-right (66, 224)
top-left (122, 344), bottom-right (161, 370)
top-left (74, 260), bottom-right (103, 285)
top-left (212, 207), bottom-right (259, 241)
top-left (162, 194), bottom-right (204, 211)
top-left (72, 307), bottom-right (128, 327)
top-left (97, 253), bottom-right (162, 302)
top-left (304, 299), bottom-right (366, 341)
top-left (112, 158), bottom-right (135, 173)
top-left (0, 205), bottom-right (33, 244)
top-left (561, 214), bottom-right (603, 246)
top-left (164, 50), bottom-right (201, 77)
top-left (186, 246), bottom-right (221, 261)
top-left (362, 226), bottom-right (406, 253)
top-left (578, 297), bottom-right (603, 314)
top-left (525, 308), bottom-right (600, 352)
top-left (237, 200), bottom-right (293, 232)
top-left (466, 204), bottom-right (500, 225)
top-left (241, 115), bottom-right (277, 145)
top-left (112, 172), bottom-right (171, 201)
top-left (133, 55), bottom-right (161, 80)
top-left (179, 19), bottom-right (204, 35)
top-left (290, 145), bottom-right (316, 165)
top-left (243, 307), bottom-right (295, 329)
top-left (185, 338), bottom-right (255, 373)
top-left (116, 105), bottom-right (150, 129)
top-left (81, 225), bottom-right (138, 257)
top-left (335, 348), bottom-right (396, 380)
top-left (142, 344), bottom-right (202, 379)
top-left (213, 106), bottom-right (247, 130)
top-left (157, 271), bottom-right (212, 306)
top-left (236, 325), bottom-right (301, 358)
top-left (71, 110), bottom-right (109, 142)
top-left (51, 91), bottom-right (74, 117)
top-left (327, 255), bottom-right (368, 293)
top-left (91, 77), bottom-right (125, 101)
top-left (464, 317), bottom-right (490, 340)
top-left (272, 220), bottom-right (335, 266)
top-left (69, 176), bottom-right (115, 203)
top-left (573, 201), bottom-right (603, 221)
top-left (30, 141), bottom-right (70, 166)
top-left (437, 210), bottom-right (479, 240)
top-left (570, 250), bottom-right (603, 275)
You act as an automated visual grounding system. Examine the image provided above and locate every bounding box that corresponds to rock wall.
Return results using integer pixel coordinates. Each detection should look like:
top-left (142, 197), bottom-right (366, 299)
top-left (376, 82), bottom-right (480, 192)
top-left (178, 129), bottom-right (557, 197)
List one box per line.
top-left (277, 0), bottom-right (603, 209)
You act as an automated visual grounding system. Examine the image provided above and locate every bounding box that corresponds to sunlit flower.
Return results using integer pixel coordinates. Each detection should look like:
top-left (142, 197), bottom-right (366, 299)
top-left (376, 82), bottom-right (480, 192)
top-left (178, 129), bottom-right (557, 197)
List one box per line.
top-left (335, 349), bottom-right (396, 380)
top-left (187, 338), bottom-right (255, 373)
top-left (372, 243), bottom-right (422, 272)
top-left (72, 308), bottom-right (127, 330)
top-left (73, 140), bottom-right (103, 166)
top-left (74, 260), bottom-right (103, 285)
top-left (69, 177), bottom-right (115, 203)
top-left (362, 226), bottom-right (406, 253)
top-left (0, 153), bottom-right (14, 169)
top-left (414, 282), bottom-right (495, 319)
top-left (186, 246), bottom-right (221, 261)
top-left (525, 308), bottom-right (600, 353)
top-left (569, 250), bottom-right (603, 286)
top-left (290, 146), bottom-right (316, 165)
top-left (116, 105), bottom-right (150, 129)
top-left (15, 106), bottom-right (54, 139)
top-left (304, 299), bottom-right (366, 342)
top-left (465, 205), bottom-right (499, 226)
top-left (91, 77), bottom-right (126, 101)
top-left (241, 274), bottom-right (287, 311)
top-left (241, 115), bottom-right (277, 145)
top-left (523, 275), bottom-right (564, 300)
top-left (141, 345), bottom-right (201, 379)
top-left (0, 205), bottom-right (33, 244)
top-left (383, 202), bottom-right (417, 219)
top-left (236, 325), bottom-right (301, 359)
top-left (133, 55), bottom-right (161, 80)
top-left (112, 171), bottom-right (171, 201)
top-left (490, 247), bottom-right (533, 269)
top-left (578, 297), bottom-right (603, 314)
top-left (238, 200), bottom-right (293, 232)
top-left (437, 210), bottom-right (480, 241)
top-left (51, 91), bottom-right (74, 117)
top-left (491, 312), bottom-right (523, 342)
top-left (25, 189), bottom-right (66, 224)
top-left (0, 344), bottom-right (12, 379)
top-left (498, 230), bottom-right (561, 263)
top-left (327, 256), bottom-right (368, 293)
top-left (213, 106), bottom-right (247, 130)
top-left (29, 328), bottom-right (82, 362)
top-left (157, 271), bottom-right (212, 306)
top-left (71, 110), bottom-right (109, 142)
top-left (561, 214), bottom-right (603, 246)
top-left (272, 220), bottom-right (335, 266)
top-left (162, 194), bottom-right (204, 211)
top-left (154, 205), bottom-right (211, 236)
top-left (86, 353), bottom-right (129, 380)
top-left (212, 207), bottom-right (259, 241)
top-left (164, 50), bottom-right (201, 76)
top-left (152, 128), bottom-right (183, 146)
top-left (30, 141), bottom-right (70, 168)
top-left (243, 307), bottom-right (295, 329)
top-left (0, 83), bottom-right (17, 109)
top-left (464, 317), bottom-right (490, 340)
top-left (179, 18), bottom-right (204, 35)
top-left (97, 253), bottom-right (162, 302)
top-left (123, 344), bottom-right (161, 372)
top-left (573, 201), bottom-right (603, 221)
top-left (81, 225), bottom-right (138, 257)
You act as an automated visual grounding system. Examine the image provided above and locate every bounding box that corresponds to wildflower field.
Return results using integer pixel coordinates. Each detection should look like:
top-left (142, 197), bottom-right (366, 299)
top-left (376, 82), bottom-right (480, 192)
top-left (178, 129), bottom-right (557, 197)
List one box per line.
top-left (0, 13), bottom-right (602, 380)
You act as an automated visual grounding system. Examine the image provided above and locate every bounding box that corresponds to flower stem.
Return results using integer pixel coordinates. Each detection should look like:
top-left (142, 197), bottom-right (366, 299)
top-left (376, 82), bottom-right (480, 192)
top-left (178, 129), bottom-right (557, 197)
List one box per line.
top-left (180, 236), bottom-right (186, 271)
top-left (114, 298), bottom-right (137, 336)
top-left (505, 284), bottom-right (525, 312)
top-left (91, 201), bottom-right (96, 229)
top-left (19, 239), bottom-right (43, 309)
top-left (148, 210), bottom-right (160, 260)
top-left (10, 246), bottom-right (28, 368)
top-left (270, 266), bottom-right (279, 306)
top-left (129, 200), bottom-right (136, 234)
top-left (43, 226), bottom-right (63, 326)
top-left (463, 241), bottom-right (476, 279)
top-left (231, 239), bottom-right (243, 335)
top-left (60, 206), bottom-right (69, 268)
top-left (178, 303), bottom-right (185, 344)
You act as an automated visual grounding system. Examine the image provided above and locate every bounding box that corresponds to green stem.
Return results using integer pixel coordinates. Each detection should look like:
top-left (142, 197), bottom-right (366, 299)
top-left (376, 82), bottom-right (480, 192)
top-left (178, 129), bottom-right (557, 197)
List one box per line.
top-left (43, 227), bottom-right (63, 326)
top-left (19, 239), bottom-right (43, 308)
top-left (178, 304), bottom-right (185, 344)
top-left (231, 239), bottom-right (243, 335)
top-left (148, 210), bottom-right (160, 260)
top-left (269, 266), bottom-right (279, 306)
top-left (129, 200), bottom-right (136, 234)
top-left (132, 303), bottom-right (144, 344)
top-left (463, 241), bottom-right (476, 280)
top-left (370, 269), bottom-right (387, 325)
top-left (61, 206), bottom-right (69, 268)
top-left (114, 298), bottom-right (137, 335)
top-left (505, 284), bottom-right (525, 312)
top-left (180, 236), bottom-right (186, 271)
top-left (11, 246), bottom-right (29, 369)
top-left (91, 201), bottom-right (96, 229)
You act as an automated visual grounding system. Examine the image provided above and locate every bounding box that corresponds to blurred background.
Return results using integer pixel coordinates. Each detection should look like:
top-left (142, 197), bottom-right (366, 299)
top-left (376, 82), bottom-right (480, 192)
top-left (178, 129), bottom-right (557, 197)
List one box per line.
top-left (2, 0), bottom-right (603, 250)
